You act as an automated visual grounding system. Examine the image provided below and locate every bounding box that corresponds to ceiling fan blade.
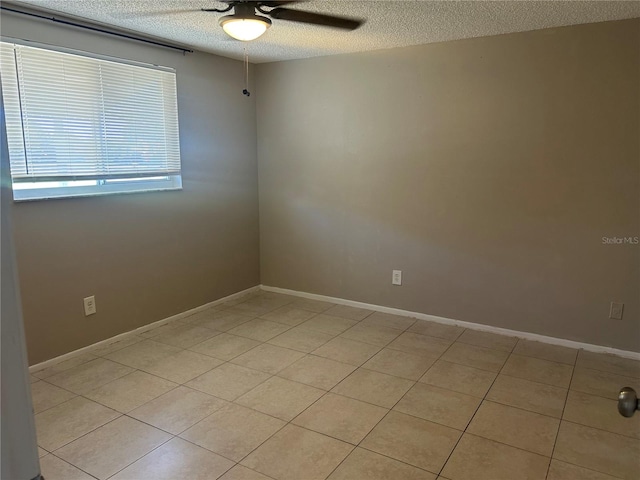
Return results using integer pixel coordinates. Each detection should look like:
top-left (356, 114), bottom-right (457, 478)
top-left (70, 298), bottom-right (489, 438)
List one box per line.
top-left (267, 7), bottom-right (363, 30)
top-left (259, 1), bottom-right (302, 6)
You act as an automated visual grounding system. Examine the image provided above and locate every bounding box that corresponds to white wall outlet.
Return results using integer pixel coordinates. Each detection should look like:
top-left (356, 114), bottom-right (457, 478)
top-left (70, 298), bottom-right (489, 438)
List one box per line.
top-left (84, 295), bottom-right (97, 316)
top-left (609, 302), bottom-right (624, 320)
top-left (392, 270), bottom-right (402, 286)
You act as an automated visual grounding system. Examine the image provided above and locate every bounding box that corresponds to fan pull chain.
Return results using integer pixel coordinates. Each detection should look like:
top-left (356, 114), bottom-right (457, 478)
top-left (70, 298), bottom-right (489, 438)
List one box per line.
top-left (242, 47), bottom-right (250, 97)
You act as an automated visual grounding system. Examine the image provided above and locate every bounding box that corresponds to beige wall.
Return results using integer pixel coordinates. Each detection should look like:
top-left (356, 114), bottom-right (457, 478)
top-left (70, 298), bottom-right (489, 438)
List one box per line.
top-left (2, 14), bottom-right (260, 364)
top-left (256, 19), bottom-right (640, 352)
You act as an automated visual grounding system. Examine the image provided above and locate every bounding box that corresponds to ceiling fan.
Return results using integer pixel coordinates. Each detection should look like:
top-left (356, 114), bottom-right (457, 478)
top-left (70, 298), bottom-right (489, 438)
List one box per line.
top-left (201, 1), bottom-right (364, 41)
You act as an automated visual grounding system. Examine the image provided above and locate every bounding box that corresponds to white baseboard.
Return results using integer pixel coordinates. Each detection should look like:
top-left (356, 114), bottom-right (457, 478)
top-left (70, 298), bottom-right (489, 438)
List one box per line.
top-left (29, 285), bottom-right (261, 373)
top-left (261, 285), bottom-right (640, 361)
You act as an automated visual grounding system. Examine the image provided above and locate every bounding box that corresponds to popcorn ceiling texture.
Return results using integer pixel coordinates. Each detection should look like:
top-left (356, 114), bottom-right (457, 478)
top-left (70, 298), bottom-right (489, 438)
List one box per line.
top-left (6, 1), bottom-right (640, 63)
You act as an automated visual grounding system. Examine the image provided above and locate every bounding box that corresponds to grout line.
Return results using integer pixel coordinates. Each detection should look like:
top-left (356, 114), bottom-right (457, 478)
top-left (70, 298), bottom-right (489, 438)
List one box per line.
top-left (462, 431), bottom-right (552, 458)
top-left (36, 293), bottom-right (637, 480)
top-left (560, 418), bottom-right (640, 441)
top-left (545, 362), bottom-right (575, 480)
top-left (435, 339), bottom-right (510, 477)
top-left (261, 285), bottom-right (640, 361)
top-left (45, 413), bottom-right (125, 460)
top-left (29, 286), bottom-right (264, 373)
top-left (477, 397), bottom-right (563, 422)
top-left (545, 457), bottom-right (626, 480)
top-left (337, 337), bottom-right (464, 478)
top-left (103, 431), bottom-right (176, 479)
top-left (46, 451), bottom-right (100, 479)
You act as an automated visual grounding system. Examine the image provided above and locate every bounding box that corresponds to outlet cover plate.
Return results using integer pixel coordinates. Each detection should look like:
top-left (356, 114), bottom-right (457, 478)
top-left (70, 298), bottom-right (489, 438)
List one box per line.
top-left (84, 296), bottom-right (96, 316)
top-left (609, 302), bottom-right (624, 320)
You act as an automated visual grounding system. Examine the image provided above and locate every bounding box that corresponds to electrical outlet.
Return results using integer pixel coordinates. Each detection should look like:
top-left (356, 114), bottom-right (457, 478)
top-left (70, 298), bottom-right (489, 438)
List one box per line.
top-left (84, 296), bottom-right (96, 316)
top-left (609, 302), bottom-right (624, 320)
top-left (392, 270), bottom-right (402, 286)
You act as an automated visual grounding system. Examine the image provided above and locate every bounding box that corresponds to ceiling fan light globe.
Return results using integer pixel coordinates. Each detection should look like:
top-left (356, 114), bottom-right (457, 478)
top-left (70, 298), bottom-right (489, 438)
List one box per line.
top-left (220, 16), bottom-right (271, 41)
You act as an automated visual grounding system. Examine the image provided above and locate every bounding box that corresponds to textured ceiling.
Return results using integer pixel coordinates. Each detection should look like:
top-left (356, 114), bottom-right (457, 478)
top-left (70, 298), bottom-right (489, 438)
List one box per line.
top-left (5, 1), bottom-right (640, 63)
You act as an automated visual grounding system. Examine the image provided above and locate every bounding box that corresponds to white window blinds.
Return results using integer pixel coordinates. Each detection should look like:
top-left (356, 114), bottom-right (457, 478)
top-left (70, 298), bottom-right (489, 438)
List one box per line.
top-left (0, 40), bottom-right (182, 200)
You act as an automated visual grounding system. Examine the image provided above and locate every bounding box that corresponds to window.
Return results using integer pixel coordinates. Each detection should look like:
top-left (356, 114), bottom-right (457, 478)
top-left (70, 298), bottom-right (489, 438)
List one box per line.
top-left (0, 40), bottom-right (182, 201)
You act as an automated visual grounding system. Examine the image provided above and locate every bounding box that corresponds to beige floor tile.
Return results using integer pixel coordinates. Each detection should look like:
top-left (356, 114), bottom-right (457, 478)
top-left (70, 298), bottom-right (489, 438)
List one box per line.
top-left (576, 351), bottom-right (640, 378)
top-left (129, 385), bottom-right (227, 435)
top-left (554, 421), bottom-right (640, 479)
top-left (419, 360), bottom-right (497, 398)
top-left (39, 454), bottom-right (95, 480)
top-left (361, 312), bottom-right (416, 331)
top-left (361, 411), bottom-right (461, 473)
top-left (440, 343), bottom-right (509, 372)
top-left (35, 397), bottom-right (120, 451)
top-left (332, 368), bottom-right (414, 408)
top-left (394, 383), bottom-right (481, 430)
top-left (340, 324), bottom-right (401, 347)
top-left (30, 374), bottom-right (40, 383)
top-left (312, 337), bottom-right (381, 366)
top-left (231, 344), bottom-right (305, 374)
top-left (299, 314), bottom-right (359, 336)
top-left (140, 350), bottom-right (224, 384)
top-left (38, 447), bottom-right (48, 458)
top-left (242, 424), bottom-right (353, 480)
top-left (324, 304), bottom-right (373, 321)
top-left (220, 465), bottom-right (273, 480)
top-left (328, 447), bottom-right (435, 480)
top-left (363, 348), bottom-right (436, 380)
top-left (83, 370), bottom-right (176, 413)
top-left (228, 319), bottom-right (291, 342)
top-left (547, 459), bottom-right (621, 480)
top-left (441, 433), bottom-right (550, 480)
top-left (151, 324), bottom-right (221, 349)
top-left (194, 312), bottom-right (256, 332)
top-left (31, 380), bottom-right (76, 414)
top-left (293, 393), bottom-right (388, 444)
top-left (486, 374), bottom-right (567, 418)
top-left (190, 333), bottom-right (261, 361)
top-left (267, 327), bottom-right (334, 353)
top-left (289, 298), bottom-right (335, 313)
top-left (230, 301), bottom-right (283, 317)
top-left (277, 355), bottom-right (356, 390)
top-left (261, 305), bottom-right (317, 326)
top-left (186, 363), bottom-right (270, 401)
top-left (104, 340), bottom-right (182, 370)
top-left (513, 339), bottom-right (577, 365)
top-left (259, 292), bottom-right (299, 305)
top-left (467, 401), bottom-right (559, 456)
top-left (387, 332), bottom-right (452, 358)
top-left (407, 321), bottom-right (465, 341)
top-left (563, 390), bottom-right (640, 439)
top-left (110, 437), bottom-right (234, 480)
top-left (238, 292), bottom-right (294, 310)
top-left (91, 335), bottom-right (144, 357)
top-left (225, 303), bottom-right (273, 318)
top-left (236, 376), bottom-right (324, 421)
top-left (180, 403), bottom-right (285, 461)
top-left (501, 354), bottom-right (573, 388)
top-left (44, 358), bottom-right (134, 395)
top-left (55, 416), bottom-right (171, 480)
top-left (33, 353), bottom-right (99, 379)
top-left (571, 367), bottom-right (639, 400)
top-left (456, 330), bottom-right (518, 352)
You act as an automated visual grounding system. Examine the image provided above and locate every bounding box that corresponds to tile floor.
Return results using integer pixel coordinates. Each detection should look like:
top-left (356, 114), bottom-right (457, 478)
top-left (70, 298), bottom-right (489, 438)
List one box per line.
top-left (31, 291), bottom-right (640, 480)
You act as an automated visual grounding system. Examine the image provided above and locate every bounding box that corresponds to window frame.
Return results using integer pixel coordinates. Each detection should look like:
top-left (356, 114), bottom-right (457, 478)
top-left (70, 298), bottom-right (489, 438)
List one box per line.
top-left (0, 37), bottom-right (183, 202)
